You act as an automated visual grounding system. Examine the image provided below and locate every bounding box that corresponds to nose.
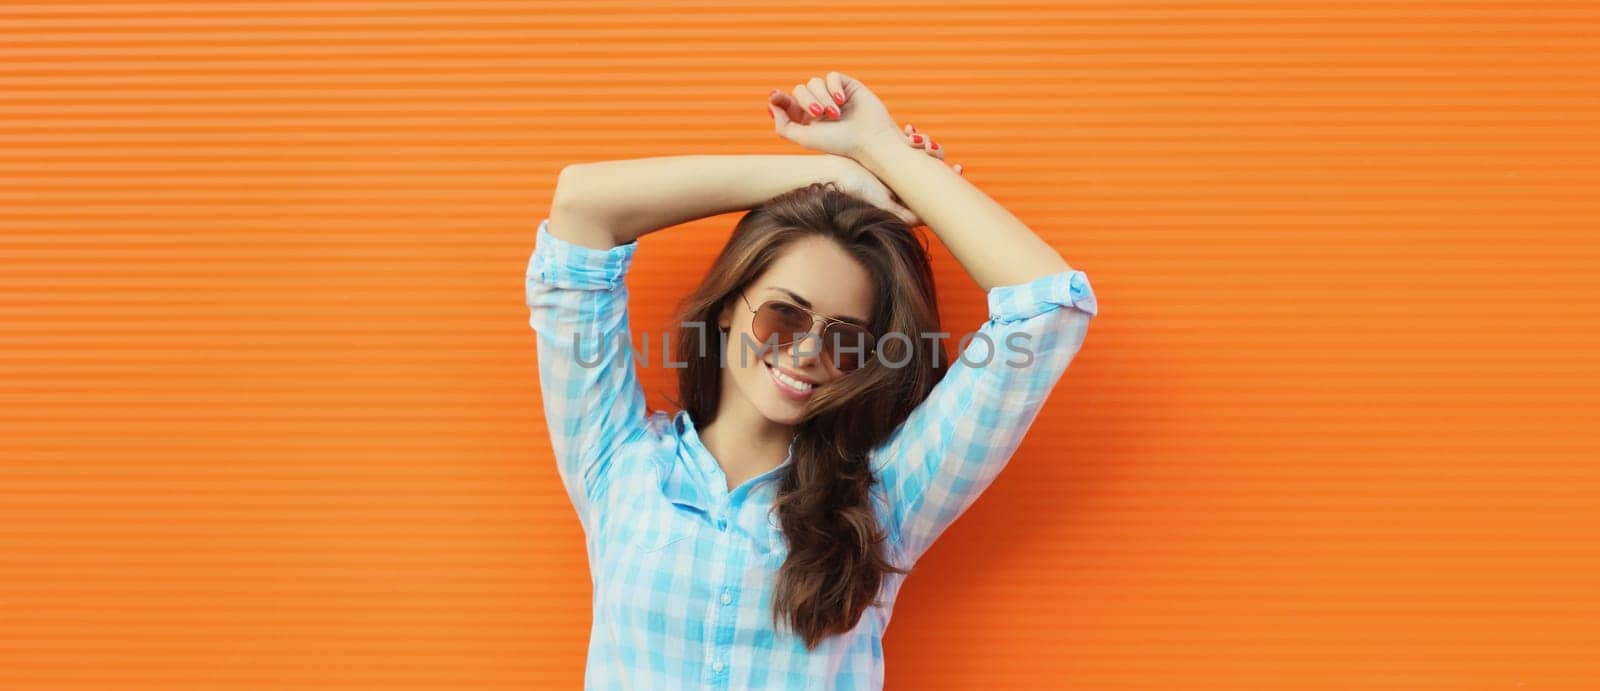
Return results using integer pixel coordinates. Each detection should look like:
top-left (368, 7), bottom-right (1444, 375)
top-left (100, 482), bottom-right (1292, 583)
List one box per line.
top-left (780, 325), bottom-right (828, 372)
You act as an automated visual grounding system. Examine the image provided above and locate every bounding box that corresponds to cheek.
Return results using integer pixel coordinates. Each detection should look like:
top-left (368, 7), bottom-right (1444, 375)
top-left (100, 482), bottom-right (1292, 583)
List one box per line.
top-left (723, 331), bottom-right (765, 392)
top-left (725, 324), bottom-right (776, 370)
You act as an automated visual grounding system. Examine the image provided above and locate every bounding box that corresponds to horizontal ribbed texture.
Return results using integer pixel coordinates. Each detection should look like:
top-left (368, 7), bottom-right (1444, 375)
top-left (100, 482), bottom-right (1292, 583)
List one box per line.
top-left (2, 1), bottom-right (1597, 689)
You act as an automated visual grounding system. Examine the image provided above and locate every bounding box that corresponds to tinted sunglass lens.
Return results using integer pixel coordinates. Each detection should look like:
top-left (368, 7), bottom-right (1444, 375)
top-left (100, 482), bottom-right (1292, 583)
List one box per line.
top-left (756, 302), bottom-right (810, 346)
top-left (752, 300), bottom-right (874, 371)
top-left (825, 326), bottom-right (873, 371)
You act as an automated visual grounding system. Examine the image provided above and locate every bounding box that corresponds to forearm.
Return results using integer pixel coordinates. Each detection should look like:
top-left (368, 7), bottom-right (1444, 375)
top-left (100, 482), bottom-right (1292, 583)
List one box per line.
top-left (551, 154), bottom-right (839, 249)
top-left (856, 139), bottom-right (1070, 291)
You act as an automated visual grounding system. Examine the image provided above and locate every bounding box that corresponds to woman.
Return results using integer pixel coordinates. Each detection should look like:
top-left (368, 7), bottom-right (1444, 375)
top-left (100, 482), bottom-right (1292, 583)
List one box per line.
top-left (525, 71), bottom-right (1099, 689)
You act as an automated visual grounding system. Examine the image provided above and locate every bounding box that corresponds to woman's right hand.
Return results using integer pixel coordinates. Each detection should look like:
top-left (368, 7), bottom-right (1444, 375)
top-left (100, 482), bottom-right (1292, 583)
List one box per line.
top-left (820, 124), bottom-right (964, 228)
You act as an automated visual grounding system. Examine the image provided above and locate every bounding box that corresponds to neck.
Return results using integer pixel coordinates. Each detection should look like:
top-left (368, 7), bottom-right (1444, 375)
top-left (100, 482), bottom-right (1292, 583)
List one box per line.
top-left (698, 389), bottom-right (794, 492)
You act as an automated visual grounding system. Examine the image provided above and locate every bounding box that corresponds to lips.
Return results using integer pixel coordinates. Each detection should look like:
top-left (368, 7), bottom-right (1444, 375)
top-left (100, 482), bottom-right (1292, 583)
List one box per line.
top-left (766, 359), bottom-right (816, 386)
top-left (764, 359), bottom-right (816, 400)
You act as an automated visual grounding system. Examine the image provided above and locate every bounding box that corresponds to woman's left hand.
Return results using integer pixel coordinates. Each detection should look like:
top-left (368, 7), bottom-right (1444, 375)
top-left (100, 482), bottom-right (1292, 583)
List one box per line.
top-left (767, 71), bottom-right (901, 160)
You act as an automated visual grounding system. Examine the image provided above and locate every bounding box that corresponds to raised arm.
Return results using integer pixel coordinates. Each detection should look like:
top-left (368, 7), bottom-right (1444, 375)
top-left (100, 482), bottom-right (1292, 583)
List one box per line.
top-left (767, 70), bottom-right (1100, 564)
top-left (857, 128), bottom-right (1098, 563)
top-left (548, 154), bottom-right (840, 249)
top-left (866, 268), bottom-right (1097, 566)
top-left (768, 71), bottom-right (1073, 289)
top-left (854, 138), bottom-right (1071, 290)
top-left (527, 155), bottom-right (842, 530)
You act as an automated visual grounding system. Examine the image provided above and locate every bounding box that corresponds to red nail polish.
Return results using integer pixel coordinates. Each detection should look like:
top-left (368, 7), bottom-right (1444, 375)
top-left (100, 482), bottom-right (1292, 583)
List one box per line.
top-left (825, 106), bottom-right (839, 120)
top-left (809, 104), bottom-right (824, 117)
top-left (833, 92), bottom-right (845, 105)
top-left (931, 141), bottom-right (939, 150)
top-left (911, 134), bottom-right (923, 144)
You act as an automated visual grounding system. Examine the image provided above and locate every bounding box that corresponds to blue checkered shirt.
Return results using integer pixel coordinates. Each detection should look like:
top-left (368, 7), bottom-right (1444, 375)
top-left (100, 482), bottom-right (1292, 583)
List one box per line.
top-left (525, 218), bottom-right (1098, 689)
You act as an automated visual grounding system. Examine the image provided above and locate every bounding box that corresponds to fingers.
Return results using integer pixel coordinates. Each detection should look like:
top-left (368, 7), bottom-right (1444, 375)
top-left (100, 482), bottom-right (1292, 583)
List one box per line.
top-left (807, 77), bottom-right (839, 120)
top-left (769, 70), bottom-right (953, 176)
top-left (902, 122), bottom-right (962, 175)
top-left (769, 90), bottom-right (807, 125)
top-left (770, 71), bottom-right (861, 126)
top-left (767, 91), bottom-right (793, 133)
top-left (825, 72), bottom-right (847, 107)
top-left (834, 71), bottom-right (862, 96)
top-left (790, 83), bottom-right (828, 124)
top-left (903, 123), bottom-right (945, 160)
top-left (781, 74), bottom-right (840, 124)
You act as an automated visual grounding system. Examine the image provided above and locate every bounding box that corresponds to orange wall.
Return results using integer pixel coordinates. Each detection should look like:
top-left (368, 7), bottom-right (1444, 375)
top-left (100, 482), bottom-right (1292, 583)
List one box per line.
top-left (3, 1), bottom-right (1597, 688)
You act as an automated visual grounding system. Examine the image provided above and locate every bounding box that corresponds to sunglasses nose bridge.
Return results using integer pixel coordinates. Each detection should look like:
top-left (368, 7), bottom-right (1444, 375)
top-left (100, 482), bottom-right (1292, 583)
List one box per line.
top-left (750, 299), bottom-right (870, 371)
top-left (804, 314), bottom-right (828, 338)
top-left (788, 326), bottom-right (825, 357)
top-left (785, 317), bottom-right (837, 367)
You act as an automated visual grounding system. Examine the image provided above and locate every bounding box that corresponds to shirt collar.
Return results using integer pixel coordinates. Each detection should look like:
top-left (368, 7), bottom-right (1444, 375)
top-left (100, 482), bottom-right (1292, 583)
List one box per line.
top-left (665, 410), bottom-right (796, 511)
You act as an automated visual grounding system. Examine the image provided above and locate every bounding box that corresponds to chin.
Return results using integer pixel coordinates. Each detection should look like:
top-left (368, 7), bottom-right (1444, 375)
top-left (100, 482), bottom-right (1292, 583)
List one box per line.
top-left (762, 403), bottom-right (805, 426)
top-left (750, 389), bottom-right (805, 425)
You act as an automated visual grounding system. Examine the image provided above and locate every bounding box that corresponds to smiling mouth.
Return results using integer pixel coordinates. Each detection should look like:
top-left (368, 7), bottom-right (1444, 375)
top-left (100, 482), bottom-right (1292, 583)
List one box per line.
top-left (764, 359), bottom-right (816, 397)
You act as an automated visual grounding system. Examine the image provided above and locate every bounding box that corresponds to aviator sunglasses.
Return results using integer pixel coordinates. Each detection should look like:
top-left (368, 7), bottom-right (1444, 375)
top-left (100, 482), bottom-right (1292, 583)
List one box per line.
top-left (738, 292), bottom-right (875, 372)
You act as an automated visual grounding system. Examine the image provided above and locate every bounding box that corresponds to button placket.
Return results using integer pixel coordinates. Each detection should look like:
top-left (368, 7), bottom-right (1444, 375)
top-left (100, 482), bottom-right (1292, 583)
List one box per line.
top-left (703, 526), bottom-right (736, 687)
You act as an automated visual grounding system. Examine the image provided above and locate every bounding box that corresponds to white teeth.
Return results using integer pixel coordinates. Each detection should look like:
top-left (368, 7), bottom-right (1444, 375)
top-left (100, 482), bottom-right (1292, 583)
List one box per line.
top-left (769, 363), bottom-right (814, 391)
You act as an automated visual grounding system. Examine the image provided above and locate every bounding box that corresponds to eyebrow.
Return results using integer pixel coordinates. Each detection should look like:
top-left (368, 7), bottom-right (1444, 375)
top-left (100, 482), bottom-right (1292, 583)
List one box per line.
top-left (766, 287), bottom-right (870, 327)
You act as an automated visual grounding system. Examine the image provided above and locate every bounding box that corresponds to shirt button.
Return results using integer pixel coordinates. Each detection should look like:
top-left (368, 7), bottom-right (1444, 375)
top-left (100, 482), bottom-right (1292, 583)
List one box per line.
top-left (720, 591), bottom-right (732, 605)
top-left (713, 661), bottom-right (725, 673)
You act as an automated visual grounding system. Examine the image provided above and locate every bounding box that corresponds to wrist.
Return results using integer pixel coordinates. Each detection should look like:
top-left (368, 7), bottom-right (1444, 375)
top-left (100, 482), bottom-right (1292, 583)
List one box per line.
top-left (853, 135), bottom-right (916, 176)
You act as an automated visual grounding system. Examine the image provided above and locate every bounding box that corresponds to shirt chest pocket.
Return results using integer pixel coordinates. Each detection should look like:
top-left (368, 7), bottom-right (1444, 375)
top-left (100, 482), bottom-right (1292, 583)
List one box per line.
top-left (609, 501), bottom-right (702, 554)
top-left (592, 504), bottom-right (703, 629)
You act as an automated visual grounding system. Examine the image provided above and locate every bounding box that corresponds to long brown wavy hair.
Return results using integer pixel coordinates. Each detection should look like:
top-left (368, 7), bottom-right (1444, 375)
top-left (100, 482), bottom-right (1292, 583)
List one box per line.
top-left (664, 182), bottom-right (950, 649)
